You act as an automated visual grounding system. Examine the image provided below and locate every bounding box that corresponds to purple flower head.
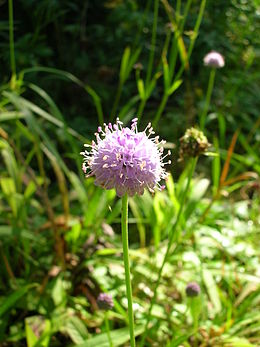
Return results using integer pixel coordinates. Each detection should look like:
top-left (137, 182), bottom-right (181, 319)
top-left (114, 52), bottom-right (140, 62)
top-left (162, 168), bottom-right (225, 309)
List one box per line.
top-left (203, 51), bottom-right (225, 68)
top-left (81, 118), bottom-right (170, 197)
top-left (97, 293), bottom-right (114, 311)
top-left (186, 282), bottom-right (201, 297)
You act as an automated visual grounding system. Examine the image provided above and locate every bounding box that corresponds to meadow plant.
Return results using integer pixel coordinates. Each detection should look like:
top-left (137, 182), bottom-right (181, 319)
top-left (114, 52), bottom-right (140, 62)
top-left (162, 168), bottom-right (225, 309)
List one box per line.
top-left (81, 118), bottom-right (170, 346)
top-left (203, 51), bottom-right (225, 68)
top-left (186, 282), bottom-right (201, 298)
top-left (97, 293), bottom-right (114, 347)
top-left (200, 51), bottom-right (225, 130)
top-left (97, 293), bottom-right (114, 311)
top-left (179, 127), bottom-right (210, 160)
top-left (186, 282), bottom-right (202, 339)
top-left (140, 128), bottom-right (209, 346)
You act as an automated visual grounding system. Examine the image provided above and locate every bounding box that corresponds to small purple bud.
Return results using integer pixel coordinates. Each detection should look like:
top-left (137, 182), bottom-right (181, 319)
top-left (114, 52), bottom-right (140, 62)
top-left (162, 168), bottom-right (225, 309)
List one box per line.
top-left (186, 282), bottom-right (201, 297)
top-left (97, 293), bottom-right (114, 311)
top-left (203, 51), bottom-right (225, 68)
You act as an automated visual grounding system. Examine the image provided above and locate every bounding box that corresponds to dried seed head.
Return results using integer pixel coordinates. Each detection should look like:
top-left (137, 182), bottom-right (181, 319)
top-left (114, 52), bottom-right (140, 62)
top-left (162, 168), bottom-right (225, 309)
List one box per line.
top-left (179, 127), bottom-right (210, 160)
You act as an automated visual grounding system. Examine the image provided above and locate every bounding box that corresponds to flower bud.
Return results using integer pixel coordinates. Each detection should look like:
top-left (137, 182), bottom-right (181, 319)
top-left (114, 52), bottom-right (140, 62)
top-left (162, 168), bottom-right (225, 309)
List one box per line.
top-left (186, 282), bottom-right (201, 297)
top-left (97, 293), bottom-right (114, 311)
top-left (203, 51), bottom-right (225, 68)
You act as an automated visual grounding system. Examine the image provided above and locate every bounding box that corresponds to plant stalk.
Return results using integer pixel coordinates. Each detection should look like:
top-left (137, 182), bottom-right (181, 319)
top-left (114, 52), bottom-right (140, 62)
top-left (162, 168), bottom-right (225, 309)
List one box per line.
top-left (200, 68), bottom-right (216, 130)
top-left (121, 194), bottom-right (135, 347)
top-left (105, 312), bottom-right (113, 347)
top-left (111, 81), bottom-right (123, 120)
top-left (153, 92), bottom-right (168, 129)
top-left (8, 0), bottom-right (16, 87)
top-left (140, 157), bottom-right (197, 346)
top-left (145, 0), bottom-right (159, 86)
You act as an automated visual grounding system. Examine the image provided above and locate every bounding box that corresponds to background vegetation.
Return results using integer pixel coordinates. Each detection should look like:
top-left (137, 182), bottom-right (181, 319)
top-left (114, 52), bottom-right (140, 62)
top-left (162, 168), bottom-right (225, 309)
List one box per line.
top-left (0, 0), bottom-right (259, 346)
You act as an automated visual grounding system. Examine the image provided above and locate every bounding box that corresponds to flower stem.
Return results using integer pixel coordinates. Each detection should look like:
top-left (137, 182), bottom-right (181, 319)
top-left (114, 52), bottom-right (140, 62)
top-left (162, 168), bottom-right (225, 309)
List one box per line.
top-left (145, 0), bottom-right (159, 87)
top-left (8, 0), bottom-right (16, 88)
top-left (140, 157), bottom-right (197, 346)
top-left (152, 92), bottom-right (168, 129)
top-left (200, 68), bottom-right (216, 130)
top-left (105, 312), bottom-right (113, 347)
top-left (121, 194), bottom-right (135, 347)
top-left (111, 81), bottom-right (123, 120)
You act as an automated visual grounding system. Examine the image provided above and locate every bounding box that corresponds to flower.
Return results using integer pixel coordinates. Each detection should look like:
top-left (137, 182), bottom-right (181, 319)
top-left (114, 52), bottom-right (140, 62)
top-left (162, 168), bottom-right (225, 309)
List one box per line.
top-left (81, 118), bottom-right (170, 197)
top-left (97, 293), bottom-right (114, 311)
top-left (185, 282), bottom-right (201, 297)
top-left (203, 51), bottom-right (225, 68)
top-left (179, 127), bottom-right (210, 160)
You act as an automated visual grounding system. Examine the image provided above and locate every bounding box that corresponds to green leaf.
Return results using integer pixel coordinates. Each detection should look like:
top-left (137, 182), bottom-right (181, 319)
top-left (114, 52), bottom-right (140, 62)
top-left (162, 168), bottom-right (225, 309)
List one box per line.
top-left (68, 172), bottom-right (88, 209)
top-left (51, 276), bottom-right (66, 307)
top-left (25, 316), bottom-right (52, 347)
top-left (223, 336), bottom-right (256, 347)
top-left (0, 225), bottom-right (12, 237)
top-left (0, 177), bottom-right (16, 195)
top-left (190, 296), bottom-right (202, 326)
top-left (212, 136), bottom-right (221, 194)
top-left (0, 111), bottom-right (24, 122)
top-left (27, 83), bottom-right (63, 121)
top-left (65, 316), bottom-right (88, 344)
top-left (76, 325), bottom-right (145, 347)
top-left (129, 197), bottom-right (146, 247)
top-left (137, 78), bottom-right (145, 100)
top-left (128, 48), bottom-right (141, 75)
top-left (0, 284), bottom-right (35, 318)
top-left (202, 268), bottom-right (222, 315)
top-left (24, 181), bottom-right (37, 199)
top-left (119, 47), bottom-right (131, 84)
top-left (25, 319), bottom-right (38, 347)
top-left (119, 47), bottom-right (141, 86)
top-left (1, 146), bottom-right (21, 192)
top-left (20, 66), bottom-right (104, 126)
top-left (84, 85), bottom-right (104, 125)
top-left (162, 55), bottom-right (170, 90)
top-left (169, 331), bottom-right (195, 347)
top-left (145, 71), bottom-right (161, 99)
top-left (167, 79), bottom-right (182, 96)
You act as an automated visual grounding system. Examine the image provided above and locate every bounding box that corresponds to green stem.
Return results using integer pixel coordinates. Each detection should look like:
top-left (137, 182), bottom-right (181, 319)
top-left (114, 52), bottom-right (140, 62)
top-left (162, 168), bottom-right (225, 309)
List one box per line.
top-left (133, 0), bottom-right (152, 50)
top-left (105, 312), bottom-right (113, 347)
top-left (171, 0), bottom-right (207, 87)
top-left (145, 0), bottom-right (159, 86)
top-left (8, 0), bottom-right (16, 84)
top-left (200, 68), bottom-right (216, 130)
top-left (121, 194), bottom-right (135, 347)
top-left (168, 34), bottom-right (178, 83)
top-left (152, 92), bottom-right (168, 129)
top-left (137, 98), bottom-right (146, 121)
top-left (111, 81), bottom-right (123, 120)
top-left (140, 157), bottom-right (197, 347)
top-left (152, 0), bottom-right (193, 129)
top-left (188, 0), bottom-right (207, 57)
